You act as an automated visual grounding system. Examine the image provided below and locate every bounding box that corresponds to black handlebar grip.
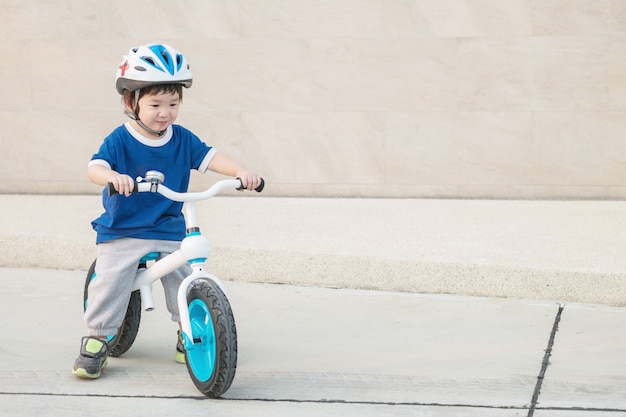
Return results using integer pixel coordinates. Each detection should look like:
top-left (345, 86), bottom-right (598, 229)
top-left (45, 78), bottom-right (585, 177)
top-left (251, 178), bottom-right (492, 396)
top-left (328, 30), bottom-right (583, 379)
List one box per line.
top-left (255, 178), bottom-right (265, 192)
top-left (236, 177), bottom-right (265, 192)
top-left (107, 182), bottom-right (138, 196)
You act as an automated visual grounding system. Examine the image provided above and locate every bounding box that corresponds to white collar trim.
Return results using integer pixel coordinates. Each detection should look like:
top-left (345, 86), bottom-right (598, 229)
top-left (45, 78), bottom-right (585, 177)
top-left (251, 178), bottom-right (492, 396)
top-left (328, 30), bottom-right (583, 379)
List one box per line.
top-left (124, 122), bottom-right (172, 147)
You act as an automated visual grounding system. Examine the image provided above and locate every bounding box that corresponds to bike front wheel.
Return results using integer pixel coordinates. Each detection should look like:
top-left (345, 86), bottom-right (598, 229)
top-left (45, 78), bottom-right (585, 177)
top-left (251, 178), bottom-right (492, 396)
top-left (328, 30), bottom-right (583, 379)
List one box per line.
top-left (185, 279), bottom-right (237, 398)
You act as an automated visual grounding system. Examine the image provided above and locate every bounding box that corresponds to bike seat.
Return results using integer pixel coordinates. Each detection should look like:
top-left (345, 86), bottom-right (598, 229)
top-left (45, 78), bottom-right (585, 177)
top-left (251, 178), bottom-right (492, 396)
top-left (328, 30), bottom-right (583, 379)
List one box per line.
top-left (140, 252), bottom-right (160, 262)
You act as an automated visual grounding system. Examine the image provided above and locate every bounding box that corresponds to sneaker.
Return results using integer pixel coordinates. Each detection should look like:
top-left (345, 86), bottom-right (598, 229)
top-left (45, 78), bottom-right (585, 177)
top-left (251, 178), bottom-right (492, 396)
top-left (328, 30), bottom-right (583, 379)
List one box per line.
top-left (72, 336), bottom-right (109, 379)
top-left (175, 330), bottom-right (186, 364)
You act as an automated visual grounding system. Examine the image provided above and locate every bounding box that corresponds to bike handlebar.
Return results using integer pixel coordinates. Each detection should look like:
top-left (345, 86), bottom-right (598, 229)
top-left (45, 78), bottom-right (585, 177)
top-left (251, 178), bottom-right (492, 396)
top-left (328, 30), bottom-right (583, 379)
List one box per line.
top-left (107, 177), bottom-right (264, 201)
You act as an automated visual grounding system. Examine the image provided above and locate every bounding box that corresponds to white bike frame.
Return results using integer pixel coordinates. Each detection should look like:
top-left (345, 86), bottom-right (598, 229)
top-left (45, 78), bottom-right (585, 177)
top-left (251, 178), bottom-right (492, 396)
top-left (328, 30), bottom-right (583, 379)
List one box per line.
top-left (127, 177), bottom-right (242, 352)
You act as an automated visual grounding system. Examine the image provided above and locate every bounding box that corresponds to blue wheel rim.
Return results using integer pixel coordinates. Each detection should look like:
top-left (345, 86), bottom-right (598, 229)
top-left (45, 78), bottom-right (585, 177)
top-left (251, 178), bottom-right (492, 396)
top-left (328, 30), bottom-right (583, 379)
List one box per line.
top-left (187, 298), bottom-right (217, 382)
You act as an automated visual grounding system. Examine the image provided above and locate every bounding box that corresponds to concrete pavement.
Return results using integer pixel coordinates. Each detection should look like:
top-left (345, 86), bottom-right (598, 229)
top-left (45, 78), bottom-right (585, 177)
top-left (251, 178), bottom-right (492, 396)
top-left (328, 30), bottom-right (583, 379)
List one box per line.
top-left (0, 194), bottom-right (625, 415)
top-left (0, 268), bottom-right (624, 416)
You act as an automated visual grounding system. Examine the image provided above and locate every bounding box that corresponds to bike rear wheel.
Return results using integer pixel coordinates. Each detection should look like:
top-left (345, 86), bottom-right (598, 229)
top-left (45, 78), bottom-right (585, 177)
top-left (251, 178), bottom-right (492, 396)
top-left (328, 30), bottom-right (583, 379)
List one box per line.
top-left (84, 260), bottom-right (142, 357)
top-left (185, 280), bottom-right (237, 398)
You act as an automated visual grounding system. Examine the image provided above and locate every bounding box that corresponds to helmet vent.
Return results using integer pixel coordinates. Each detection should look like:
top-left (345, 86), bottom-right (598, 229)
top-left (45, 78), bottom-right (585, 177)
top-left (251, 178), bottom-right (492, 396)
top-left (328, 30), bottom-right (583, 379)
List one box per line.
top-left (176, 54), bottom-right (183, 71)
top-left (159, 50), bottom-right (171, 65)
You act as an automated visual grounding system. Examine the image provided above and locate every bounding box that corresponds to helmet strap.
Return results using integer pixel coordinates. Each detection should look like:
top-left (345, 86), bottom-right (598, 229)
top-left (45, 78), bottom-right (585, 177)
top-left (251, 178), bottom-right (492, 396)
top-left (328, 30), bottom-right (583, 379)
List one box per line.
top-left (122, 89), bottom-right (167, 137)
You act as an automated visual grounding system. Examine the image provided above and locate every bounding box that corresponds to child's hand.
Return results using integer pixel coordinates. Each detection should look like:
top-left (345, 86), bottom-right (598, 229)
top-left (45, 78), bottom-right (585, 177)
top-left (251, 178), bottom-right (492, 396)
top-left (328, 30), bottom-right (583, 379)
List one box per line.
top-left (108, 173), bottom-right (136, 197)
top-left (236, 171), bottom-right (263, 191)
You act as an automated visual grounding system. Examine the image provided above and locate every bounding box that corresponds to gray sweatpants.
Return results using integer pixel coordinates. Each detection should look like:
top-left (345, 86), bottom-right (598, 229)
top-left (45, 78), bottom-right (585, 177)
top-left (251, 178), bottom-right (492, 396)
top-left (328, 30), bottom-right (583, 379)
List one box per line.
top-left (84, 238), bottom-right (191, 337)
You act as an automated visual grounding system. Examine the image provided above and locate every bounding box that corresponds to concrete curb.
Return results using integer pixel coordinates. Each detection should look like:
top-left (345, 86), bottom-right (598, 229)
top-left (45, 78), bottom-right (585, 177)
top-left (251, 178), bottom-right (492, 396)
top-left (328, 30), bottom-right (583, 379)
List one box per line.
top-left (1, 194), bottom-right (624, 306)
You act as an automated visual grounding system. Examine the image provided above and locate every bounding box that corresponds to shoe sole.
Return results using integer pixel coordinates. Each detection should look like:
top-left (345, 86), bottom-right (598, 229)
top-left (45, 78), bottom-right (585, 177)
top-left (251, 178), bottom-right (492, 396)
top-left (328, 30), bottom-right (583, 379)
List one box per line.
top-left (72, 358), bottom-right (108, 379)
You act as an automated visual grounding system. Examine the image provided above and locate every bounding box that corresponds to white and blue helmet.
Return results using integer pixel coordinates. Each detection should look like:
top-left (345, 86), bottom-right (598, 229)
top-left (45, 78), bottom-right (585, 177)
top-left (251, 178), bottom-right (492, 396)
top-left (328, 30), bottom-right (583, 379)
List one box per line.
top-left (115, 43), bottom-right (192, 94)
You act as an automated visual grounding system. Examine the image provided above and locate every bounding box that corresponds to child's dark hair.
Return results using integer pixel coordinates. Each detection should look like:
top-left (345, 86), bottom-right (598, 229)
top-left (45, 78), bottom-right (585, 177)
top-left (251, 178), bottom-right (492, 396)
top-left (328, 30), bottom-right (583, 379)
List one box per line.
top-left (123, 83), bottom-right (183, 111)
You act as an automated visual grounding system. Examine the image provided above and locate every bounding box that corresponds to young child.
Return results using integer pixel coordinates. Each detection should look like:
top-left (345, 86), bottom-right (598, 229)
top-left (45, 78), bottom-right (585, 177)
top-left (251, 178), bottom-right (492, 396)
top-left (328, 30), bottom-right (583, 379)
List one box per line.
top-left (73, 43), bottom-right (262, 379)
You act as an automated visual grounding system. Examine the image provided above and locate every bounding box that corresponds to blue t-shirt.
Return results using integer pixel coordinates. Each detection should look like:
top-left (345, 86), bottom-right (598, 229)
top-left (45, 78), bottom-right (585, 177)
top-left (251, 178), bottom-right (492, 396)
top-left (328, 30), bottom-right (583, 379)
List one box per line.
top-left (90, 123), bottom-right (215, 244)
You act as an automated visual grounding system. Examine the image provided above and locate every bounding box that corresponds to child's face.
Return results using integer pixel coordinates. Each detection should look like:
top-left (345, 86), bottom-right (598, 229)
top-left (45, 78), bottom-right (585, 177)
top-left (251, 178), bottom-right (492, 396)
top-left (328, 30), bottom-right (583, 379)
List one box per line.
top-left (134, 91), bottom-right (180, 138)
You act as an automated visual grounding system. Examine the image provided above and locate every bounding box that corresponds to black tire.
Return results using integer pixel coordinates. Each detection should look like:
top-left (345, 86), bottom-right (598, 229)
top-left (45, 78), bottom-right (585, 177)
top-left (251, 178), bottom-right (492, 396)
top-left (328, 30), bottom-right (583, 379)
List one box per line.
top-left (84, 260), bottom-right (142, 357)
top-left (185, 280), bottom-right (237, 398)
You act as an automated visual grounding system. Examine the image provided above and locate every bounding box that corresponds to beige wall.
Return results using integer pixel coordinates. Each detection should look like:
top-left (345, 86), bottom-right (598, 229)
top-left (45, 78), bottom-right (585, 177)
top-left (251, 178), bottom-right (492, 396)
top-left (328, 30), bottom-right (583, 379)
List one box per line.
top-left (1, 0), bottom-right (626, 198)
